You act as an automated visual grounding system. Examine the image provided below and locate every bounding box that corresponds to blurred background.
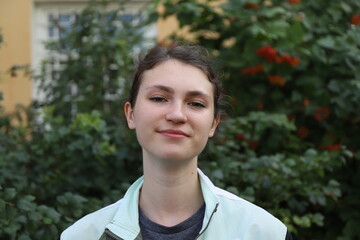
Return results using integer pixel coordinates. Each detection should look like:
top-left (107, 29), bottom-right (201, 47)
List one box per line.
top-left (0, 0), bottom-right (359, 239)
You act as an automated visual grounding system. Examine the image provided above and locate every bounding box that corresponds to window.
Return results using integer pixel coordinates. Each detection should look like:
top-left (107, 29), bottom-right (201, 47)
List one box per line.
top-left (32, 1), bottom-right (156, 102)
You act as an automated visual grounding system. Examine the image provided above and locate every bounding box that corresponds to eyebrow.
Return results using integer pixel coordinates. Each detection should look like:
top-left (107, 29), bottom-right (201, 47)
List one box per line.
top-left (146, 85), bottom-right (174, 94)
top-left (146, 84), bottom-right (212, 100)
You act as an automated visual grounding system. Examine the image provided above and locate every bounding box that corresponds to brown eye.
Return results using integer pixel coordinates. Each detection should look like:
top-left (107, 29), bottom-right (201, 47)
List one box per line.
top-left (149, 97), bottom-right (167, 102)
top-left (189, 101), bottom-right (206, 108)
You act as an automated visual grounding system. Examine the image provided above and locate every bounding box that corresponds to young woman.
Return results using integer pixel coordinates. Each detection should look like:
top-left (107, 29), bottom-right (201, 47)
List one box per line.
top-left (61, 45), bottom-right (293, 240)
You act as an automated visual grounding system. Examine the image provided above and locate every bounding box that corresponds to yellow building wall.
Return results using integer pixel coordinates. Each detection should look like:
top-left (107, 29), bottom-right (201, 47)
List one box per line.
top-left (156, 4), bottom-right (181, 43)
top-left (0, 0), bottom-right (32, 113)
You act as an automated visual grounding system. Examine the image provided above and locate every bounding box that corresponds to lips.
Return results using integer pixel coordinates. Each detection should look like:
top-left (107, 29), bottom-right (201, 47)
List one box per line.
top-left (158, 129), bottom-right (189, 138)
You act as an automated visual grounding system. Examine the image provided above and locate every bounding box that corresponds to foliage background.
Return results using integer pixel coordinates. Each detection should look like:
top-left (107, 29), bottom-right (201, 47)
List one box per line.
top-left (1, 0), bottom-right (360, 239)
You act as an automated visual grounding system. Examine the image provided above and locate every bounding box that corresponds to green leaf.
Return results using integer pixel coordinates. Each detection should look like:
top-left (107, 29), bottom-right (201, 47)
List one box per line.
top-left (17, 195), bottom-right (36, 212)
top-left (249, 24), bottom-right (266, 36)
top-left (339, 2), bottom-right (352, 13)
top-left (264, 20), bottom-right (289, 39)
top-left (4, 188), bottom-right (17, 200)
top-left (293, 215), bottom-right (311, 227)
top-left (147, 11), bottom-right (159, 23)
top-left (317, 37), bottom-right (336, 49)
top-left (312, 213), bottom-right (325, 226)
top-left (327, 7), bottom-right (342, 22)
top-left (286, 22), bottom-right (305, 45)
top-left (328, 80), bottom-right (340, 92)
top-left (262, 7), bottom-right (286, 18)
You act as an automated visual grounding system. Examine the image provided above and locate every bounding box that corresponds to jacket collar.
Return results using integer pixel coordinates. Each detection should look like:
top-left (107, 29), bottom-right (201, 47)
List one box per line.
top-left (197, 169), bottom-right (220, 233)
top-left (106, 176), bottom-right (143, 239)
top-left (105, 169), bottom-right (220, 239)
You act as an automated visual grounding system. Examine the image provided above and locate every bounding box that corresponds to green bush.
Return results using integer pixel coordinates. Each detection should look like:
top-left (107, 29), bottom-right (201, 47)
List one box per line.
top-left (0, 107), bottom-right (141, 239)
top-left (1, 0), bottom-right (360, 239)
top-left (155, 0), bottom-right (360, 239)
top-left (200, 113), bottom-right (346, 237)
top-left (1, 1), bottom-right (145, 238)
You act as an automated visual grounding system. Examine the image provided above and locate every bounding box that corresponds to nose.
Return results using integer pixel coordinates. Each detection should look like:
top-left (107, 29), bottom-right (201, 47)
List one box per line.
top-left (165, 102), bottom-right (187, 123)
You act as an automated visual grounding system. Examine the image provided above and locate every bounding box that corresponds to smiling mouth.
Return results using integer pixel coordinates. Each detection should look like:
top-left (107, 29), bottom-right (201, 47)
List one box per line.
top-left (158, 129), bottom-right (189, 138)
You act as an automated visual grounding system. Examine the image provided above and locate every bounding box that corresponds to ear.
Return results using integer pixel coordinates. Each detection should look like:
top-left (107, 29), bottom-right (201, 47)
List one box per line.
top-left (209, 114), bottom-right (221, 138)
top-left (124, 102), bottom-right (136, 129)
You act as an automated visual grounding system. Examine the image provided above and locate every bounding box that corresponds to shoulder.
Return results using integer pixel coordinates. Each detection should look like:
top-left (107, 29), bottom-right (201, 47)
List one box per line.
top-left (214, 186), bottom-right (287, 237)
top-left (214, 186), bottom-right (277, 218)
top-left (60, 199), bottom-right (123, 240)
top-left (199, 169), bottom-right (284, 226)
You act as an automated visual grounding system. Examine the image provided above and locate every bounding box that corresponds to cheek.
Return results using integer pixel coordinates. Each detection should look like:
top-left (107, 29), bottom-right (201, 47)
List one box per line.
top-left (132, 105), bottom-right (157, 131)
top-left (195, 115), bottom-right (215, 134)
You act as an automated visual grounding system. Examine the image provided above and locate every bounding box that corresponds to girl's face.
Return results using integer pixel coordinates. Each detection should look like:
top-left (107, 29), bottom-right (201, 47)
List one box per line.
top-left (124, 59), bottom-right (220, 165)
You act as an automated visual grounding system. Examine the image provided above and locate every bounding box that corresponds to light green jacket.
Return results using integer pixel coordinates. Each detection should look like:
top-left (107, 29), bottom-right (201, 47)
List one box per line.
top-left (61, 169), bottom-right (287, 240)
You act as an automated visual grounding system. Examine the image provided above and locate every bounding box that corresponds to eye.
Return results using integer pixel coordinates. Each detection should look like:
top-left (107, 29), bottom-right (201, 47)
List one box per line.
top-left (149, 96), bottom-right (167, 102)
top-left (189, 101), bottom-right (206, 108)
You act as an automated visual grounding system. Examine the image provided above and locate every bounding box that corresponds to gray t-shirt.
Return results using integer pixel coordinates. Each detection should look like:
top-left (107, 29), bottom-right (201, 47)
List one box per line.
top-left (139, 204), bottom-right (205, 240)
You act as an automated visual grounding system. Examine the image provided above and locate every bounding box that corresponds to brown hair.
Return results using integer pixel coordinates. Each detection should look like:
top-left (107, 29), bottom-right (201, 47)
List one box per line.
top-left (128, 45), bottom-right (224, 118)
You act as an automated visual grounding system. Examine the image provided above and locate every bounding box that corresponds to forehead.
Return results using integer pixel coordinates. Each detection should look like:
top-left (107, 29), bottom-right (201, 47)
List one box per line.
top-left (140, 59), bottom-right (214, 96)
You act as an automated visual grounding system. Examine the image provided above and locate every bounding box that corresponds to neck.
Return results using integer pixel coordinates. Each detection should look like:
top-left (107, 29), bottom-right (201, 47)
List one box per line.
top-left (139, 155), bottom-right (204, 227)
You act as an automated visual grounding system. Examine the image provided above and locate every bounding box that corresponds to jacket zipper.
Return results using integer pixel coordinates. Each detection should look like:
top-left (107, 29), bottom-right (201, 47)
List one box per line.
top-left (101, 228), bottom-right (123, 240)
top-left (195, 203), bottom-right (219, 239)
top-left (100, 228), bottom-right (142, 240)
